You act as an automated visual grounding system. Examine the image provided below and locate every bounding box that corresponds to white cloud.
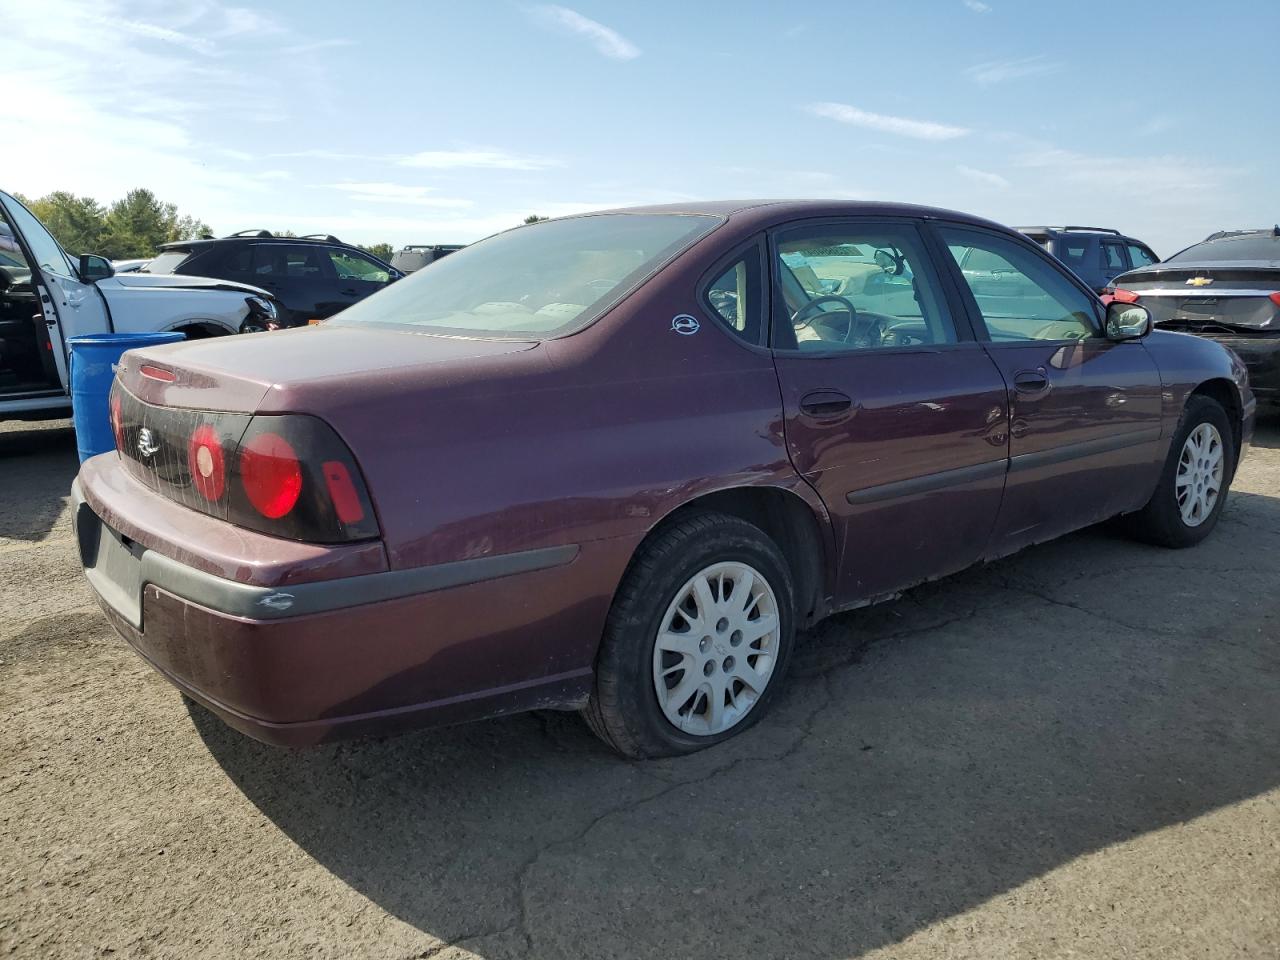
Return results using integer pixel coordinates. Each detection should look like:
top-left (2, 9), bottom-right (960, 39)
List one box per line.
top-left (1014, 147), bottom-right (1230, 197)
top-left (963, 0), bottom-right (992, 11)
top-left (957, 164), bottom-right (1009, 189)
top-left (531, 5), bottom-right (640, 60)
top-left (328, 182), bottom-right (474, 208)
top-left (804, 102), bottom-right (970, 141)
top-left (965, 55), bottom-right (1061, 86)
top-left (397, 149), bottom-right (559, 171)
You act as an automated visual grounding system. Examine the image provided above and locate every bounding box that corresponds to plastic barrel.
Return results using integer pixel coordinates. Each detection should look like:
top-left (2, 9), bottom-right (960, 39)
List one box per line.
top-left (68, 332), bottom-right (186, 463)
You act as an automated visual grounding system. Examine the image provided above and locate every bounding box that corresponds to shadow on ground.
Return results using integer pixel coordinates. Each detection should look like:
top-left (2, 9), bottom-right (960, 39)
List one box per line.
top-left (192, 482), bottom-right (1280, 958)
top-left (0, 421), bottom-right (77, 542)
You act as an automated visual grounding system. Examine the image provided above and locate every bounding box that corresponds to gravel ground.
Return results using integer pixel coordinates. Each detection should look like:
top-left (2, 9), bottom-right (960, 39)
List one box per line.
top-left (1, 415), bottom-right (1277, 960)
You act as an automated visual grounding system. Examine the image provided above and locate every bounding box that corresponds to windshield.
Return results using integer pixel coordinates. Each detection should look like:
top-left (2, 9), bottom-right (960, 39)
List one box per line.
top-left (330, 213), bottom-right (719, 338)
top-left (1170, 235), bottom-right (1280, 263)
top-left (142, 250), bottom-right (192, 274)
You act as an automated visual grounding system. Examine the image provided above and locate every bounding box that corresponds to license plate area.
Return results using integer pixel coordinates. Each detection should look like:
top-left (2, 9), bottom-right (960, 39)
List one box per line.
top-left (77, 502), bottom-right (143, 628)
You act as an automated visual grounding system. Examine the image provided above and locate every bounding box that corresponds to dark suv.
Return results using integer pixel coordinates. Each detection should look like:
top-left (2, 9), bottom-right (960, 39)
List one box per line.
top-left (144, 231), bottom-right (403, 327)
top-left (1016, 226), bottom-right (1159, 294)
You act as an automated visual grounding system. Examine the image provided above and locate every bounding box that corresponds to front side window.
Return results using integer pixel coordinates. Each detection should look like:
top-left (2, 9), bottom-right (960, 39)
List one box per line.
top-left (1127, 244), bottom-right (1157, 267)
top-left (329, 250), bottom-right (390, 284)
top-left (771, 222), bottom-right (956, 352)
top-left (331, 214), bottom-right (719, 338)
top-left (941, 226), bottom-right (1098, 342)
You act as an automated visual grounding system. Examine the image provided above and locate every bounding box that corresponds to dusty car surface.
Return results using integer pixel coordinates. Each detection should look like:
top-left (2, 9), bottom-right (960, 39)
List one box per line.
top-left (73, 200), bottom-right (1256, 758)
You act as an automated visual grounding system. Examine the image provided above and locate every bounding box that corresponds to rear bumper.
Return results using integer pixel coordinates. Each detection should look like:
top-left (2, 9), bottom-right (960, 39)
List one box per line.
top-left (73, 463), bottom-right (634, 746)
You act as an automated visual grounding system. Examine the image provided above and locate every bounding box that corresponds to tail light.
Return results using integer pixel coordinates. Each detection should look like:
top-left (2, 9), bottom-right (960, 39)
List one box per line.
top-left (1111, 288), bottom-right (1141, 303)
top-left (109, 379), bottom-right (379, 543)
top-left (1269, 292), bottom-right (1280, 308)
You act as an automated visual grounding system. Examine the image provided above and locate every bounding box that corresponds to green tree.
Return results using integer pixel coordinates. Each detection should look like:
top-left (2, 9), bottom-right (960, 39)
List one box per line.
top-left (101, 189), bottom-right (212, 259)
top-left (523, 214), bottom-right (549, 224)
top-left (20, 191), bottom-right (107, 256)
top-left (360, 242), bottom-right (394, 261)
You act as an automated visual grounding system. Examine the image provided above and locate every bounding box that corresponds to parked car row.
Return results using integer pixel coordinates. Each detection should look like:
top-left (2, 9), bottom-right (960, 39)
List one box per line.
top-left (73, 199), bottom-right (1256, 757)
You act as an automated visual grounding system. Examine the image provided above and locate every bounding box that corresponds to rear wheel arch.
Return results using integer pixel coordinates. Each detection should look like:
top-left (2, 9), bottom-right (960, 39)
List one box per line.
top-left (635, 485), bottom-right (832, 628)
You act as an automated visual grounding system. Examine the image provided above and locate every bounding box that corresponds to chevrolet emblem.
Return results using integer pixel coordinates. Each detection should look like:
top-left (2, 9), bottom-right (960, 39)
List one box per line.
top-left (1185, 276), bottom-right (1214, 287)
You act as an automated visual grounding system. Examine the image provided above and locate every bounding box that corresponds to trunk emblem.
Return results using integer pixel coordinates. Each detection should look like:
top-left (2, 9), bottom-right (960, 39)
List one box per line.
top-left (136, 428), bottom-right (160, 458)
top-left (1185, 276), bottom-right (1214, 287)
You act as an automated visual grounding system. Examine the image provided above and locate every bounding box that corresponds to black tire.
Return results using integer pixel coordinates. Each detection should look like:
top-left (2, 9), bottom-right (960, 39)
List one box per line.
top-left (1125, 395), bottom-right (1235, 548)
top-left (583, 512), bottom-right (796, 759)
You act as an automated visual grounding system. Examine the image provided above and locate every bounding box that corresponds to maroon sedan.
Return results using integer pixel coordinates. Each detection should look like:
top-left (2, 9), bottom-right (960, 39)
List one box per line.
top-left (74, 201), bottom-right (1256, 757)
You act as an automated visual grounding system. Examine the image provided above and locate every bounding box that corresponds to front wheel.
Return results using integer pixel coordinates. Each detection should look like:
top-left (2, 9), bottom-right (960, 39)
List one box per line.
top-left (1125, 395), bottom-right (1235, 548)
top-left (584, 513), bottom-right (796, 758)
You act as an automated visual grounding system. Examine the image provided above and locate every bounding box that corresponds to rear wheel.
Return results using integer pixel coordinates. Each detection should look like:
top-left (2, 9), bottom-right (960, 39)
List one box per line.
top-left (1125, 395), bottom-right (1235, 548)
top-left (584, 513), bottom-right (796, 758)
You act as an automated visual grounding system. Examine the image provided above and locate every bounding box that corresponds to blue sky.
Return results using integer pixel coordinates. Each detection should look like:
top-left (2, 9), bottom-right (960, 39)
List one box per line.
top-left (3, 0), bottom-right (1276, 255)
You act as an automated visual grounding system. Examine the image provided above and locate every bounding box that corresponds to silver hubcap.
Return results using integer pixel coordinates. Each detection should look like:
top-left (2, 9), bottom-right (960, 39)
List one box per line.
top-left (652, 561), bottom-right (780, 737)
top-left (1176, 422), bottom-right (1224, 527)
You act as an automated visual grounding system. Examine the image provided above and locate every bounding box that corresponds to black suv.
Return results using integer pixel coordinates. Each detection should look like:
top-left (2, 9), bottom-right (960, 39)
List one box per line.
top-left (144, 231), bottom-right (403, 327)
top-left (389, 244), bottom-right (464, 274)
top-left (1015, 226), bottom-right (1160, 294)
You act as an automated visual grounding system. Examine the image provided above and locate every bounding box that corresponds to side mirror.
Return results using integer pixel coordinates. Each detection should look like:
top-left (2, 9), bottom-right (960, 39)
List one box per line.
top-left (1105, 301), bottom-right (1152, 341)
top-left (79, 254), bottom-right (114, 283)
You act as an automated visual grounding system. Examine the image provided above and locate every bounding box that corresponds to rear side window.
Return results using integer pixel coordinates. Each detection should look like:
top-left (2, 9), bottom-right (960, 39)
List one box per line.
top-left (252, 244), bottom-right (327, 280)
top-left (1054, 240), bottom-right (1091, 271)
top-left (703, 246), bottom-right (763, 346)
top-left (142, 250), bottom-right (192, 275)
top-left (1102, 242), bottom-right (1127, 270)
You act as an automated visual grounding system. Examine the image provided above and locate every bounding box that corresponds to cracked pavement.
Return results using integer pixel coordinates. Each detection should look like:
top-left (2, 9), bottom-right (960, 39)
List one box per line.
top-left (2, 416), bottom-right (1278, 959)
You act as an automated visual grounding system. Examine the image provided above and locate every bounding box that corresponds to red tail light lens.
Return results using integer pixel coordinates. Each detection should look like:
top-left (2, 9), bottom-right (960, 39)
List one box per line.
top-left (111, 383), bottom-right (378, 543)
top-left (239, 432), bottom-right (303, 519)
top-left (322, 461), bottom-right (366, 524)
top-left (187, 424), bottom-right (227, 501)
top-left (109, 388), bottom-right (124, 450)
top-left (1268, 292), bottom-right (1280, 307)
top-left (1112, 288), bottom-right (1141, 303)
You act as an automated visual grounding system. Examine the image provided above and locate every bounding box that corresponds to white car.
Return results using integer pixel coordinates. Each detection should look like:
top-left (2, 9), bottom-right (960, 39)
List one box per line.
top-left (111, 258), bottom-right (150, 273)
top-left (1, 190), bottom-right (280, 421)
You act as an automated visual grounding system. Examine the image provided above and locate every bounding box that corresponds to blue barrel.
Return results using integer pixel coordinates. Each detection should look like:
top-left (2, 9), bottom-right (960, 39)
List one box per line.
top-left (68, 332), bottom-right (186, 463)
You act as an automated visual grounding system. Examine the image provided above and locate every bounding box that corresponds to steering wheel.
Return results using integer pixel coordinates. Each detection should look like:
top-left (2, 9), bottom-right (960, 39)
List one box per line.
top-left (792, 295), bottom-right (883, 346)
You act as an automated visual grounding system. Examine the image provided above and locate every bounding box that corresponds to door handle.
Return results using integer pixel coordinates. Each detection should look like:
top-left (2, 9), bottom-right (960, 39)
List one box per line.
top-left (799, 390), bottom-right (853, 418)
top-left (339, 288), bottom-right (358, 297)
top-left (1013, 367), bottom-right (1050, 395)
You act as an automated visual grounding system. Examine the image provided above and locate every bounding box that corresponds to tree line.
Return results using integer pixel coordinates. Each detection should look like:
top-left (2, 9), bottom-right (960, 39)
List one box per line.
top-left (15, 189), bottom-right (396, 263)
top-left (15, 188), bottom-right (553, 265)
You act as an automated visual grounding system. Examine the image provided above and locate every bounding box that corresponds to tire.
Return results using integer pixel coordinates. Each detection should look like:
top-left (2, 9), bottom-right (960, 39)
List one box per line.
top-left (1125, 395), bottom-right (1235, 548)
top-left (584, 512), bottom-right (796, 759)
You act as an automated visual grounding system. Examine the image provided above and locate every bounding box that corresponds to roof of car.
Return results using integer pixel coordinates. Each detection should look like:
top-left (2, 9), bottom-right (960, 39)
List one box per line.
top-left (570, 199), bottom-right (1018, 233)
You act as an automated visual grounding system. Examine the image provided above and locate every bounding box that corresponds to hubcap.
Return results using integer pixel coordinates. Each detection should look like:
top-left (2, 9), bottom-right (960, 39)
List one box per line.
top-left (1176, 422), bottom-right (1224, 528)
top-left (652, 561), bottom-right (779, 737)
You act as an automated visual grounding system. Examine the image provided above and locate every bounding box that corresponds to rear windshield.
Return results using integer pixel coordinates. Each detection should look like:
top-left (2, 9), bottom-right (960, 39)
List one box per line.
top-left (1169, 235), bottom-right (1280, 264)
top-left (330, 213), bottom-right (719, 338)
top-left (143, 250), bottom-right (192, 274)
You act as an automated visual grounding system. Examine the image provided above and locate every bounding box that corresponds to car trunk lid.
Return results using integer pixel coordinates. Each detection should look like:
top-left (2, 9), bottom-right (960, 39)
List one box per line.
top-left (1118, 266), bottom-right (1280, 333)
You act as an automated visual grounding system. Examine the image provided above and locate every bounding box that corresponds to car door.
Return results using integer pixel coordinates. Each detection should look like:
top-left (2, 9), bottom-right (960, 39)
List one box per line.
top-left (1100, 239), bottom-right (1131, 292)
top-left (250, 243), bottom-right (332, 322)
top-left (769, 218), bottom-right (1010, 605)
top-left (0, 191), bottom-right (111, 389)
top-left (933, 223), bottom-right (1164, 558)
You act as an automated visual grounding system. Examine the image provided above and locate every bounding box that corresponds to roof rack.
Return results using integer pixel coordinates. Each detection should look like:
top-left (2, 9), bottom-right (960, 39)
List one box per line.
top-left (1013, 225), bottom-right (1122, 236)
top-left (227, 229), bottom-right (273, 238)
top-left (400, 243), bottom-right (464, 251)
top-left (1203, 227), bottom-right (1280, 242)
top-left (1061, 225), bottom-right (1122, 235)
top-left (299, 233), bottom-right (342, 243)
